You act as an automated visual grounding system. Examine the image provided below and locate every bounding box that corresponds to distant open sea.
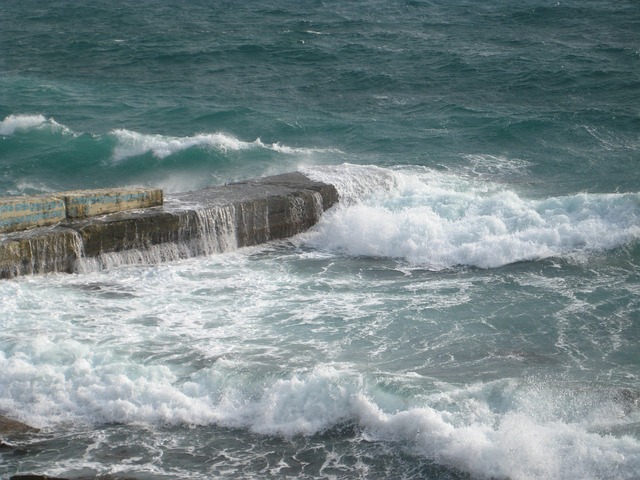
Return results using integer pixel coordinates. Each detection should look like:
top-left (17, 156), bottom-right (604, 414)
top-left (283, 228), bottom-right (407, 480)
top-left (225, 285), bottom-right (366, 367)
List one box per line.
top-left (1, 1), bottom-right (639, 479)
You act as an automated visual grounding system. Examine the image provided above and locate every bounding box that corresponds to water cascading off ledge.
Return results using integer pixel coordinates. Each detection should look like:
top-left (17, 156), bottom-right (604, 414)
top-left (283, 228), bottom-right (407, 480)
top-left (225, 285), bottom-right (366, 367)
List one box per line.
top-left (0, 172), bottom-right (339, 278)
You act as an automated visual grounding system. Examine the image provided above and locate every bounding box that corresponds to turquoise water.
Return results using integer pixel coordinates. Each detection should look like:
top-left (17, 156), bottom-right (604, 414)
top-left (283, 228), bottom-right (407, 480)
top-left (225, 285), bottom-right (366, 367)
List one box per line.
top-left (1, 1), bottom-right (639, 479)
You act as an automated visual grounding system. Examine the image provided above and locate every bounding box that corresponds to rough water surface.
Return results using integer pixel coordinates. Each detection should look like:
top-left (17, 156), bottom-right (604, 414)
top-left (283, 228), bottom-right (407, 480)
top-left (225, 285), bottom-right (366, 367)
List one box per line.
top-left (1, 1), bottom-right (639, 479)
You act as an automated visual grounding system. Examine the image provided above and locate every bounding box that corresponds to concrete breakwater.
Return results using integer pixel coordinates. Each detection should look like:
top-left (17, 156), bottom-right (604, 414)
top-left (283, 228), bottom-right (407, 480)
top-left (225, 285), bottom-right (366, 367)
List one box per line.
top-left (0, 172), bottom-right (339, 278)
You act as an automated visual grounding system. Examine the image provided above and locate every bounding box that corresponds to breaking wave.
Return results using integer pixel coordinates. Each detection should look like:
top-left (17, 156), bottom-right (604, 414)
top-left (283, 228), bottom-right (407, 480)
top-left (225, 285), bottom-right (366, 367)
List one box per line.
top-left (110, 128), bottom-right (341, 162)
top-left (1, 346), bottom-right (638, 480)
top-left (303, 164), bottom-right (640, 269)
top-left (0, 114), bottom-right (70, 136)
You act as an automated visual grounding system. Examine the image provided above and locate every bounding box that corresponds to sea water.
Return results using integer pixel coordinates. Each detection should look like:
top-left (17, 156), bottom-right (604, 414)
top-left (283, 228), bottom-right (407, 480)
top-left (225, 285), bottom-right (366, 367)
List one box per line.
top-left (1, 1), bottom-right (639, 479)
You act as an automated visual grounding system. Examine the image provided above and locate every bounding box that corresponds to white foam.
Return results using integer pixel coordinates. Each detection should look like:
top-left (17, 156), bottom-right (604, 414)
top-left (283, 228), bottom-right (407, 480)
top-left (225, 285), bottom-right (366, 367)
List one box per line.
top-left (110, 129), bottom-right (255, 161)
top-left (110, 129), bottom-right (340, 162)
top-left (353, 388), bottom-right (640, 480)
top-left (1, 251), bottom-right (639, 480)
top-left (0, 114), bottom-right (69, 136)
top-left (1, 339), bottom-right (638, 480)
top-left (463, 153), bottom-right (534, 178)
top-left (303, 163), bottom-right (411, 204)
top-left (5, 181), bottom-right (56, 195)
top-left (254, 138), bottom-right (342, 155)
top-left (302, 164), bottom-right (640, 269)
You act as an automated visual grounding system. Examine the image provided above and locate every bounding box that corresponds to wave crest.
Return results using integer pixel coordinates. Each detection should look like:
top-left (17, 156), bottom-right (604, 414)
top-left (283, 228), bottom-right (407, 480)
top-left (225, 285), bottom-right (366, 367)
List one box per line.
top-left (0, 114), bottom-right (69, 136)
top-left (303, 164), bottom-right (640, 269)
top-left (110, 128), bottom-right (340, 162)
top-left (2, 346), bottom-right (638, 480)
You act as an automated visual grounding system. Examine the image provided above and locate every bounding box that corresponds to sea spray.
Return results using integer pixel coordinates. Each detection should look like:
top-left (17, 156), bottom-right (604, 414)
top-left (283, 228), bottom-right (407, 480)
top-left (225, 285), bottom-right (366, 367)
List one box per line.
top-left (302, 165), bottom-right (640, 269)
top-left (1, 333), bottom-right (639, 480)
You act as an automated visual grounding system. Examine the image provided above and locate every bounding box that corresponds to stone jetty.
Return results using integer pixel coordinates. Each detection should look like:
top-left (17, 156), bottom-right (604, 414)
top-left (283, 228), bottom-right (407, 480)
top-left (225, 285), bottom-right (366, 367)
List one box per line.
top-left (0, 172), bottom-right (338, 278)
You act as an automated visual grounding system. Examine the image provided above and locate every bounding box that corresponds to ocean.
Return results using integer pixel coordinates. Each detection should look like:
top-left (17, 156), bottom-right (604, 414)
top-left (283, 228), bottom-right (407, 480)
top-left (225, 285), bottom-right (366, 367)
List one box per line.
top-left (1, 1), bottom-right (639, 479)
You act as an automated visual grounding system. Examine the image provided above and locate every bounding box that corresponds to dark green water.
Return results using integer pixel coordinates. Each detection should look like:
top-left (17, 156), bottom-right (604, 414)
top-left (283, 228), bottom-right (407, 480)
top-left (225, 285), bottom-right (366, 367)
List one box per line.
top-left (1, 1), bottom-right (639, 479)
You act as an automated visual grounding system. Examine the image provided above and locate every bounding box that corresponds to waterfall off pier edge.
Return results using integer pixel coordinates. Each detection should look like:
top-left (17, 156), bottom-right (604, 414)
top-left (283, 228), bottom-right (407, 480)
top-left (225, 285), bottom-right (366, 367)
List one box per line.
top-left (0, 172), bottom-right (339, 278)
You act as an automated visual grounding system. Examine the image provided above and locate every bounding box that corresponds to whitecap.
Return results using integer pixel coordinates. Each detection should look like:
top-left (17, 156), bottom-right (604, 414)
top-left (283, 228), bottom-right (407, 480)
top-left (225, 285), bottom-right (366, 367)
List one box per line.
top-left (110, 129), bottom-right (341, 162)
top-left (302, 164), bottom-right (640, 269)
top-left (110, 129), bottom-right (256, 162)
top-left (0, 114), bottom-right (70, 136)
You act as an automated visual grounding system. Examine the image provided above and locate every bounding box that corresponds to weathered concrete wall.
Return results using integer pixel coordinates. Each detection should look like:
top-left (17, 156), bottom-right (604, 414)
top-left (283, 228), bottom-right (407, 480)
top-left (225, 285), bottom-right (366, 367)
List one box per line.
top-left (0, 228), bottom-right (82, 278)
top-left (0, 172), bottom-right (338, 278)
top-left (170, 172), bottom-right (337, 248)
top-left (62, 188), bottom-right (163, 219)
top-left (0, 188), bottom-right (162, 233)
top-left (0, 196), bottom-right (66, 233)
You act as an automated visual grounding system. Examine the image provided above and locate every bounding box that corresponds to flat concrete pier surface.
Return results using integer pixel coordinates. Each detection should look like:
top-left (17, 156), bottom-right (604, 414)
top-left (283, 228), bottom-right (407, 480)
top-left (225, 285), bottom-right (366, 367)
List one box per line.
top-left (0, 172), bottom-right (338, 278)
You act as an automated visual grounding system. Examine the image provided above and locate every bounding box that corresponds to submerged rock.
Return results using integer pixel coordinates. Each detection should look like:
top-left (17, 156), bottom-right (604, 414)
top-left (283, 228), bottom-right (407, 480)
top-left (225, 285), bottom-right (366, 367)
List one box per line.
top-left (0, 415), bottom-right (39, 436)
top-left (0, 415), bottom-right (38, 457)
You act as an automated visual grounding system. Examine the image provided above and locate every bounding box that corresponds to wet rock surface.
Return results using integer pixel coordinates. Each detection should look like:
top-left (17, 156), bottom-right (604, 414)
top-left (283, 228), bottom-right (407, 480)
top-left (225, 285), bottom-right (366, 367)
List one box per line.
top-left (0, 173), bottom-right (339, 278)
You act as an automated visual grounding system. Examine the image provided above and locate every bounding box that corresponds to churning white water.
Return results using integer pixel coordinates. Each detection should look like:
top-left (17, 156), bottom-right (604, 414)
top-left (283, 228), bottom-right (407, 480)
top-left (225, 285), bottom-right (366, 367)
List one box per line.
top-left (2, 164), bottom-right (639, 479)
